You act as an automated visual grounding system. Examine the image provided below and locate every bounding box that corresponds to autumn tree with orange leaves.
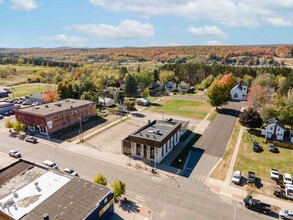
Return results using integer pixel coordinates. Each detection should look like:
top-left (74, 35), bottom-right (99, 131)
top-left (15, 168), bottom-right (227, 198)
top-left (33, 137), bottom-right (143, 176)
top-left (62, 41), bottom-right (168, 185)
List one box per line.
top-left (247, 83), bottom-right (268, 109)
top-left (43, 87), bottom-right (60, 103)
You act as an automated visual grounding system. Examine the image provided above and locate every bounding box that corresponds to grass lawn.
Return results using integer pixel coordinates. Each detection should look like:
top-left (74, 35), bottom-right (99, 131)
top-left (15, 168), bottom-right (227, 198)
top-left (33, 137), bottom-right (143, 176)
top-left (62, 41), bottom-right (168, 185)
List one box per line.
top-left (234, 129), bottom-right (293, 196)
top-left (207, 110), bottom-right (217, 121)
top-left (0, 64), bottom-right (46, 71)
top-left (10, 83), bottom-right (57, 98)
top-left (150, 99), bottom-right (211, 120)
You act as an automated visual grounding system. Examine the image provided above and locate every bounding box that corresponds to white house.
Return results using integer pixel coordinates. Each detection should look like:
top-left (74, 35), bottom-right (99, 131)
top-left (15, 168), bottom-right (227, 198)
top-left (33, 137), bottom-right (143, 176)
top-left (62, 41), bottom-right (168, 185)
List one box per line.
top-left (97, 97), bottom-right (115, 107)
top-left (230, 83), bottom-right (247, 101)
top-left (165, 81), bottom-right (177, 92)
top-left (136, 97), bottom-right (150, 106)
top-left (261, 118), bottom-right (285, 141)
top-left (178, 81), bottom-right (190, 93)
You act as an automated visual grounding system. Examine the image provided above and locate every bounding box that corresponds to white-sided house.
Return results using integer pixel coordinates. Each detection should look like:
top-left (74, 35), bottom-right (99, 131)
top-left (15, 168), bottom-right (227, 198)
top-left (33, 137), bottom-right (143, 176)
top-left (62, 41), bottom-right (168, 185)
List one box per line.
top-left (136, 97), bottom-right (150, 106)
top-left (122, 119), bottom-right (189, 163)
top-left (261, 118), bottom-right (285, 141)
top-left (230, 83), bottom-right (247, 101)
top-left (165, 81), bottom-right (177, 92)
top-left (178, 81), bottom-right (190, 93)
top-left (97, 97), bottom-right (115, 107)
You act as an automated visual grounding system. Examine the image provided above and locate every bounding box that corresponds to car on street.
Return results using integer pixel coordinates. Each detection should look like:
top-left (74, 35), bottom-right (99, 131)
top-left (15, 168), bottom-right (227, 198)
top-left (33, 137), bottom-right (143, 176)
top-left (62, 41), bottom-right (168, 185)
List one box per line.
top-left (8, 150), bottom-right (21, 158)
top-left (63, 168), bottom-right (79, 176)
top-left (43, 160), bottom-right (58, 169)
top-left (252, 141), bottom-right (260, 152)
top-left (243, 198), bottom-right (271, 214)
top-left (267, 143), bottom-right (277, 153)
top-left (279, 210), bottom-right (293, 219)
top-left (247, 171), bottom-right (256, 184)
top-left (232, 170), bottom-right (242, 185)
top-left (283, 173), bottom-right (292, 185)
top-left (24, 136), bottom-right (38, 143)
top-left (270, 168), bottom-right (279, 181)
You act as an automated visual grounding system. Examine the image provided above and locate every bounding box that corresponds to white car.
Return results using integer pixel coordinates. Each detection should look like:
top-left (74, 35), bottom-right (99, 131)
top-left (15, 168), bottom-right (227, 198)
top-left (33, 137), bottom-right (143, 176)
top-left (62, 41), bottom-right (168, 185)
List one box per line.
top-left (43, 160), bottom-right (58, 169)
top-left (9, 150), bottom-right (21, 158)
top-left (279, 210), bottom-right (293, 220)
top-left (232, 171), bottom-right (242, 184)
top-left (270, 168), bottom-right (279, 181)
top-left (283, 173), bottom-right (292, 185)
top-left (64, 168), bottom-right (79, 176)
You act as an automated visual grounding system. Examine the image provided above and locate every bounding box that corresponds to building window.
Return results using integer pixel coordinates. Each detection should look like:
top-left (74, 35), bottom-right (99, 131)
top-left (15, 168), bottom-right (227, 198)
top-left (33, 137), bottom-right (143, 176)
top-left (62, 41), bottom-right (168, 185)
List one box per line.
top-left (136, 144), bottom-right (141, 156)
top-left (150, 146), bottom-right (154, 159)
top-left (60, 115), bottom-right (63, 119)
top-left (54, 117), bottom-right (58, 122)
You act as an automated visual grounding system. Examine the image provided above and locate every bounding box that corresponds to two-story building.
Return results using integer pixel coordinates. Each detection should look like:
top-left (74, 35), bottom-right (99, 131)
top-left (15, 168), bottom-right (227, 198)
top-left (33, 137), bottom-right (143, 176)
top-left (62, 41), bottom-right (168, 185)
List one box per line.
top-left (261, 118), bottom-right (285, 141)
top-left (15, 99), bottom-right (96, 136)
top-left (122, 119), bottom-right (188, 163)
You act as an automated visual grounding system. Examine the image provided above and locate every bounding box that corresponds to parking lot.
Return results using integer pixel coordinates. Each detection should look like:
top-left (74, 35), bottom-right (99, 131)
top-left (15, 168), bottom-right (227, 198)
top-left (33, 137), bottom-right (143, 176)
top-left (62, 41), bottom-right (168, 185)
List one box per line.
top-left (84, 108), bottom-right (199, 154)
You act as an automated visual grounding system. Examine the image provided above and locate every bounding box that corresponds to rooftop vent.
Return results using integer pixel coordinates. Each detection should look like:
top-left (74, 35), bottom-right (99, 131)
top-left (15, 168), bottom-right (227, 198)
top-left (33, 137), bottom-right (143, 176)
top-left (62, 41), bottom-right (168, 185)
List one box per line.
top-left (43, 213), bottom-right (49, 220)
top-left (147, 130), bottom-right (154, 133)
top-left (35, 106), bottom-right (40, 109)
top-left (55, 103), bottom-right (61, 107)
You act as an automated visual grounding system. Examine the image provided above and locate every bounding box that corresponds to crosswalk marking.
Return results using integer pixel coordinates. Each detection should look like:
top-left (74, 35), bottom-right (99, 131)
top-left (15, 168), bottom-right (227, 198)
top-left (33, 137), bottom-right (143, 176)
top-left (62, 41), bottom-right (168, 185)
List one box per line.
top-left (151, 176), bottom-right (162, 182)
top-left (219, 195), bottom-right (232, 204)
top-left (193, 174), bottom-right (206, 182)
top-left (135, 195), bottom-right (145, 203)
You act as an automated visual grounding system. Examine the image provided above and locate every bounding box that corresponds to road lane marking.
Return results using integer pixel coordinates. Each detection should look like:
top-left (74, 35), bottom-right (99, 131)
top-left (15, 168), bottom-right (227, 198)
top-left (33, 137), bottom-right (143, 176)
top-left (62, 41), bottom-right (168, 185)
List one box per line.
top-left (135, 195), bottom-right (145, 203)
top-left (151, 176), bottom-right (162, 182)
top-left (219, 195), bottom-right (232, 203)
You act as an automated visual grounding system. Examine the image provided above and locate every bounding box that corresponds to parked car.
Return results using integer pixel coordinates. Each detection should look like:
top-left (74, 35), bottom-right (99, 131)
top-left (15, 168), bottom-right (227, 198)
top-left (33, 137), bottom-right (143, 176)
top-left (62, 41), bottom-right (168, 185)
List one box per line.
top-left (283, 173), bottom-right (292, 185)
top-left (8, 150), bottom-right (21, 158)
top-left (31, 102), bottom-right (39, 106)
top-left (247, 171), bottom-right (256, 184)
top-left (24, 136), bottom-right (38, 143)
top-left (3, 112), bottom-right (10, 116)
top-left (279, 210), bottom-right (293, 220)
top-left (9, 110), bottom-right (15, 115)
top-left (243, 198), bottom-right (271, 214)
top-left (267, 143), bottom-right (277, 153)
top-left (252, 142), bottom-right (260, 152)
top-left (0, 115), bottom-right (3, 119)
top-left (64, 168), bottom-right (79, 176)
top-left (232, 171), bottom-right (242, 185)
top-left (270, 168), bottom-right (279, 181)
top-left (43, 160), bottom-right (58, 169)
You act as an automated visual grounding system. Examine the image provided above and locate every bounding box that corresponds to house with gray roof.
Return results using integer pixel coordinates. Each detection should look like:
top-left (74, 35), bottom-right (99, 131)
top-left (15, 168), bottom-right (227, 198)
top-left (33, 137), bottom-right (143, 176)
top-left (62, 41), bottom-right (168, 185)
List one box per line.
top-left (261, 118), bottom-right (285, 141)
top-left (230, 83), bottom-right (247, 101)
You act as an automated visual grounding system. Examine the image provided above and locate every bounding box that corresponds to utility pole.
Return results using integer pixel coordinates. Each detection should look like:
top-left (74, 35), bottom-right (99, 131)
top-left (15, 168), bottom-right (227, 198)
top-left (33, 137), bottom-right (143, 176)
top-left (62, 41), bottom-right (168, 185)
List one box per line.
top-left (79, 117), bottom-right (83, 141)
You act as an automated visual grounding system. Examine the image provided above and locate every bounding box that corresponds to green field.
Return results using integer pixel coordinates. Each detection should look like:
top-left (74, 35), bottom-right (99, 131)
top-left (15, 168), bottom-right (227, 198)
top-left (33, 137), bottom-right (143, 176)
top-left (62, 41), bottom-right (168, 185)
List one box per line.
top-left (0, 64), bottom-right (46, 71)
top-left (150, 99), bottom-right (211, 120)
top-left (234, 130), bottom-right (293, 186)
top-left (10, 83), bottom-right (57, 98)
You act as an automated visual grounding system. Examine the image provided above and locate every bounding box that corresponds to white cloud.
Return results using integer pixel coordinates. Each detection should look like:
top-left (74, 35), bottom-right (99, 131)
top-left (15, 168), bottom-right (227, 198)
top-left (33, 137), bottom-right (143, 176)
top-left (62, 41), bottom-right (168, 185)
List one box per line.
top-left (88, 0), bottom-right (293, 27)
top-left (11, 0), bottom-right (37, 11)
top-left (67, 19), bottom-right (155, 39)
top-left (263, 17), bottom-right (292, 27)
top-left (187, 25), bottom-right (228, 38)
top-left (41, 34), bottom-right (88, 46)
top-left (206, 40), bottom-right (223, 45)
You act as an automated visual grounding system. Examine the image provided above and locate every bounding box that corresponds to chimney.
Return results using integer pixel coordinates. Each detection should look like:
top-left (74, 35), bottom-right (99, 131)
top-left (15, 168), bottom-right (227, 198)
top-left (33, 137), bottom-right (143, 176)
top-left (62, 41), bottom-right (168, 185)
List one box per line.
top-left (43, 213), bottom-right (49, 220)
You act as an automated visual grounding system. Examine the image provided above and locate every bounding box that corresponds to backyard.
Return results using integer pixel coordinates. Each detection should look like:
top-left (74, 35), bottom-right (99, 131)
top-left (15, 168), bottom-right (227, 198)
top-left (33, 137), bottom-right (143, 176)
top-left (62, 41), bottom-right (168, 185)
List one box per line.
top-left (150, 99), bottom-right (211, 120)
top-left (10, 83), bottom-right (57, 98)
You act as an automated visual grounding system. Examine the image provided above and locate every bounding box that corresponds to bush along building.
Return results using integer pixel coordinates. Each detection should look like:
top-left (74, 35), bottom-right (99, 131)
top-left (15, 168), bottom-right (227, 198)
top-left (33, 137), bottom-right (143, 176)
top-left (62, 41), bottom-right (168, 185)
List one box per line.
top-left (122, 119), bottom-right (188, 163)
top-left (15, 99), bottom-right (96, 136)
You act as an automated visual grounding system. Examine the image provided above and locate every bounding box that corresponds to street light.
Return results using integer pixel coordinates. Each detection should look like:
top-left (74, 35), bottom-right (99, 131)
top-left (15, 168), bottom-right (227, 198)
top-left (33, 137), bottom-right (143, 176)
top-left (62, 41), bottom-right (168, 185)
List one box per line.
top-left (78, 117), bottom-right (83, 141)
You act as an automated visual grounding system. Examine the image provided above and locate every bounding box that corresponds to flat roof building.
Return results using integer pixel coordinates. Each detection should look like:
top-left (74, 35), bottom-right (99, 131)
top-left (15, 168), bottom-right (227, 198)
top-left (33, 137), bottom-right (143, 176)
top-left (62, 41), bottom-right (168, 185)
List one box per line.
top-left (0, 160), bottom-right (114, 220)
top-left (122, 118), bottom-right (188, 163)
top-left (15, 99), bottom-right (97, 136)
top-left (0, 102), bottom-right (14, 114)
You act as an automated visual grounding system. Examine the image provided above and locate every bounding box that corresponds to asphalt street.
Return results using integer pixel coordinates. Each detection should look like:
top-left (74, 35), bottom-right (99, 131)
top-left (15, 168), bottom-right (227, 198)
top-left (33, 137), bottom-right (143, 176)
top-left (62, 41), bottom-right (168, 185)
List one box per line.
top-left (0, 118), bottom-right (273, 220)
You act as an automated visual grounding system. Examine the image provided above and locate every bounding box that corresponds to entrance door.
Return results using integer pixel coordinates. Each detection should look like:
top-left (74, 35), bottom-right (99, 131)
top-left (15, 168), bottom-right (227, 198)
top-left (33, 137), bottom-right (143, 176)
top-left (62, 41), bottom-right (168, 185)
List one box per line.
top-left (143, 145), bottom-right (147, 158)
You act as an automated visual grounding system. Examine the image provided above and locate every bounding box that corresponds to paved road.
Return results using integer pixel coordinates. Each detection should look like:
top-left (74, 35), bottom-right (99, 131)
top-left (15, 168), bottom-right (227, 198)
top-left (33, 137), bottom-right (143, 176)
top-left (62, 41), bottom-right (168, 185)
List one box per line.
top-left (0, 124), bottom-right (272, 220)
top-left (189, 102), bottom-right (243, 178)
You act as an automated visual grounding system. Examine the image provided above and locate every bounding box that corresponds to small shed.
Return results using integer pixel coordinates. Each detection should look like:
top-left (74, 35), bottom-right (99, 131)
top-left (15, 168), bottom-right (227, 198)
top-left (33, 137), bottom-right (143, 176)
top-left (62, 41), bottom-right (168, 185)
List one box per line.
top-left (136, 98), bottom-right (150, 106)
top-left (97, 97), bottom-right (115, 107)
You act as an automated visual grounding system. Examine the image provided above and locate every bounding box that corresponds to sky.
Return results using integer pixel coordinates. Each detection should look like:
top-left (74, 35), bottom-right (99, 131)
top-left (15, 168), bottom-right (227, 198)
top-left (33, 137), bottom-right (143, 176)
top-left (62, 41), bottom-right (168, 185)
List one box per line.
top-left (0, 0), bottom-right (293, 48)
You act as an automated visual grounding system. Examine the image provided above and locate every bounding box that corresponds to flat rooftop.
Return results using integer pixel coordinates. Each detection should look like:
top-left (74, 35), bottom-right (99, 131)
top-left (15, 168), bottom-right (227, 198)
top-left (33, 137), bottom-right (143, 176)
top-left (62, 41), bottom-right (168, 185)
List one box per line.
top-left (23, 178), bottom-right (112, 220)
top-left (15, 99), bottom-right (94, 117)
top-left (131, 119), bottom-right (185, 142)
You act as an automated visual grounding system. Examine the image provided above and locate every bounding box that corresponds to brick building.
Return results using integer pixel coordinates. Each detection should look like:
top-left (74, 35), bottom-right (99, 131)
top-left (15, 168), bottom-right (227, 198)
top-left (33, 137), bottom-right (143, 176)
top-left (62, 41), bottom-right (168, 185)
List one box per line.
top-left (122, 118), bottom-right (188, 163)
top-left (15, 99), bottom-right (96, 136)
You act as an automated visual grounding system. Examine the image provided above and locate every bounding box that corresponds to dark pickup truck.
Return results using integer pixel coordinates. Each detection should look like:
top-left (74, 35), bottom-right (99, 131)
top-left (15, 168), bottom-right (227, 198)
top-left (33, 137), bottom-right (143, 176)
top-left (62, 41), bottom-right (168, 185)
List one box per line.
top-left (247, 171), bottom-right (256, 184)
top-left (243, 199), bottom-right (271, 214)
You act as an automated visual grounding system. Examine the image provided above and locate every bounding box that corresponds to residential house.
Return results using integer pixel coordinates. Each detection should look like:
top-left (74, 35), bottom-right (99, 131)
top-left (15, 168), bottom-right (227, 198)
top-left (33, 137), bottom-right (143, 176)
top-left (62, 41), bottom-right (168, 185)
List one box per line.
top-left (97, 97), bottom-right (115, 107)
top-left (152, 81), bottom-right (164, 91)
top-left (177, 81), bottom-right (190, 93)
top-left (30, 92), bottom-right (45, 104)
top-left (136, 97), bottom-right (150, 106)
top-left (230, 83), bottom-right (247, 101)
top-left (165, 81), bottom-right (177, 92)
top-left (261, 118), bottom-right (285, 141)
top-left (122, 119), bottom-right (189, 163)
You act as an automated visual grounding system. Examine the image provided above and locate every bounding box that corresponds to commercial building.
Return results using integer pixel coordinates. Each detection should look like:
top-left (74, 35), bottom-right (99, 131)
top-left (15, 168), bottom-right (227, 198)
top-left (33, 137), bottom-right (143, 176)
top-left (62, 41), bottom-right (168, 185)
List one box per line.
top-left (0, 102), bottom-right (14, 114)
top-left (0, 160), bottom-right (114, 220)
top-left (122, 118), bottom-right (188, 163)
top-left (15, 99), bottom-right (96, 136)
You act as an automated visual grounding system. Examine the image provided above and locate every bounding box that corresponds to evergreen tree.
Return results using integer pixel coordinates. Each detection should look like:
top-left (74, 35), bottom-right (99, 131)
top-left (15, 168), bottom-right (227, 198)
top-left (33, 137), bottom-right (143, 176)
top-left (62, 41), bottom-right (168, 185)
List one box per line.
top-left (124, 74), bottom-right (138, 97)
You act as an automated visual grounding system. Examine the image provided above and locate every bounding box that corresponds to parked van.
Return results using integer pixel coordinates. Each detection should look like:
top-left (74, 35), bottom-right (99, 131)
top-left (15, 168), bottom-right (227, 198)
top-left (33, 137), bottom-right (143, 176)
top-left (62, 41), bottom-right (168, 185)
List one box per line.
top-left (43, 160), bottom-right (58, 169)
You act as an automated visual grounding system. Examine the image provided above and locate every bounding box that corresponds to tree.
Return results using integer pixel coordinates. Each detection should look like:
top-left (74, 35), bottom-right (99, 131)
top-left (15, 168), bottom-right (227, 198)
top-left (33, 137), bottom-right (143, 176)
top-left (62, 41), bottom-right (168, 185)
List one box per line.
top-left (111, 180), bottom-right (126, 199)
top-left (124, 74), bottom-right (138, 97)
top-left (247, 83), bottom-right (268, 109)
top-left (123, 99), bottom-right (136, 110)
top-left (93, 173), bottom-right (107, 186)
top-left (153, 69), bottom-right (159, 81)
top-left (5, 120), bottom-right (14, 129)
top-left (43, 87), bottom-right (60, 103)
top-left (141, 88), bottom-right (150, 98)
top-left (13, 120), bottom-right (25, 132)
top-left (207, 80), bottom-right (230, 110)
top-left (239, 107), bottom-right (263, 129)
top-left (159, 70), bottom-right (178, 84)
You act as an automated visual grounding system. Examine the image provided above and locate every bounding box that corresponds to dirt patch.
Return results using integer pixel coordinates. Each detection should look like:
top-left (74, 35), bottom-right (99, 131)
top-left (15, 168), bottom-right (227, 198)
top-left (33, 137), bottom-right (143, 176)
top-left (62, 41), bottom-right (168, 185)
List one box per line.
top-left (17, 195), bottom-right (42, 208)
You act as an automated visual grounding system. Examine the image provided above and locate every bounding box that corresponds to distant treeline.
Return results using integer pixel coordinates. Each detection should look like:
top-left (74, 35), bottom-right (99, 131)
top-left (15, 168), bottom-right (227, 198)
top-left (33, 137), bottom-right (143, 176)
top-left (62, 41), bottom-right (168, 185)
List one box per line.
top-left (161, 63), bottom-right (293, 85)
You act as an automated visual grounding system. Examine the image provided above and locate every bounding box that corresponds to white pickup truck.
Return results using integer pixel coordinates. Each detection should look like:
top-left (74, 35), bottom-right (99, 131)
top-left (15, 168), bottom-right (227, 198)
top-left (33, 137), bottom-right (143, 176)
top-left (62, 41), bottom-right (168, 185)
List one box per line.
top-left (270, 168), bottom-right (279, 181)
